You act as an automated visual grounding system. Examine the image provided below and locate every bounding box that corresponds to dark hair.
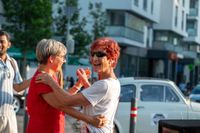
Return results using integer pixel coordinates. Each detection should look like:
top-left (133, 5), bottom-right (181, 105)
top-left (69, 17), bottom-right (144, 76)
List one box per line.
top-left (0, 30), bottom-right (11, 41)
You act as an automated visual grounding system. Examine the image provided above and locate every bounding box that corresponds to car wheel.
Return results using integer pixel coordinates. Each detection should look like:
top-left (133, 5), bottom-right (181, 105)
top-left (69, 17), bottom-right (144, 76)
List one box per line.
top-left (113, 125), bottom-right (119, 133)
top-left (13, 96), bottom-right (20, 113)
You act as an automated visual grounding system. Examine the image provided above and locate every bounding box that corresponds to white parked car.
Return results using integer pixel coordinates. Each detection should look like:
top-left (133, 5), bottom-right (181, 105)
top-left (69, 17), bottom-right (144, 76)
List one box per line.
top-left (114, 77), bottom-right (200, 133)
top-left (189, 84), bottom-right (200, 103)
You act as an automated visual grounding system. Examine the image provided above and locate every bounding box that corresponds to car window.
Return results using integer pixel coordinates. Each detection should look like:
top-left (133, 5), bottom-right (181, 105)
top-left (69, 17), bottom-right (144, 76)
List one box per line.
top-left (120, 85), bottom-right (136, 102)
top-left (140, 85), bottom-right (164, 102)
top-left (165, 86), bottom-right (180, 102)
top-left (191, 86), bottom-right (200, 94)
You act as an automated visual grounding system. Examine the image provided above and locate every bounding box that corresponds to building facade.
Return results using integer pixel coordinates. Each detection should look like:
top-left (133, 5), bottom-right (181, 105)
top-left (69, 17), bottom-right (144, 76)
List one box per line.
top-left (78, 0), bottom-right (200, 86)
top-left (184, 0), bottom-right (200, 85)
top-left (150, 0), bottom-right (192, 85)
top-left (78, 0), bottom-right (161, 78)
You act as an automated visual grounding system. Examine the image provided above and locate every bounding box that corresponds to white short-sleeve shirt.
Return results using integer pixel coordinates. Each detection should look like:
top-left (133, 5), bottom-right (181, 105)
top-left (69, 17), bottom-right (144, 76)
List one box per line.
top-left (81, 78), bottom-right (121, 133)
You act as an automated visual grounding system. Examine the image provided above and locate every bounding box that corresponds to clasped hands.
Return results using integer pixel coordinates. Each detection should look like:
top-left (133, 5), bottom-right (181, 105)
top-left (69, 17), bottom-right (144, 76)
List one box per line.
top-left (35, 68), bottom-right (91, 89)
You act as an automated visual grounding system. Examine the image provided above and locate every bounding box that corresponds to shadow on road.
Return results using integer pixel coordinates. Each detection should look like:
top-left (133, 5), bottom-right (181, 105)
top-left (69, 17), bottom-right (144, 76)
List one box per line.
top-left (16, 109), bottom-right (80, 133)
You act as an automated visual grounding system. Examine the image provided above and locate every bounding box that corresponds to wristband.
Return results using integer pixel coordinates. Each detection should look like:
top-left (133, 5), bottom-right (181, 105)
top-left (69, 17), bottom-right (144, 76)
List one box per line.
top-left (73, 85), bottom-right (80, 91)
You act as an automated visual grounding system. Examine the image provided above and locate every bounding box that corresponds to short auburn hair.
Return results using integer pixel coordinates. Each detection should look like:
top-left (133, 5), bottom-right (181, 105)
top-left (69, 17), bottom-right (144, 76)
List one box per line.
top-left (90, 37), bottom-right (120, 67)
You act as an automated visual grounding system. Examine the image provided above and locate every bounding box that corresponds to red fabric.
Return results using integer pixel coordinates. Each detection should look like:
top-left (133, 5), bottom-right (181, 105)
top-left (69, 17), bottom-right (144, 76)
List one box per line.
top-left (26, 70), bottom-right (65, 133)
top-left (86, 126), bottom-right (90, 133)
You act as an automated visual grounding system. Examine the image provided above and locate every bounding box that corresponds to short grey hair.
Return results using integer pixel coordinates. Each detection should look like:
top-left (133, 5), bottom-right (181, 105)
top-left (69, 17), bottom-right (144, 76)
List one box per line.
top-left (36, 39), bottom-right (67, 64)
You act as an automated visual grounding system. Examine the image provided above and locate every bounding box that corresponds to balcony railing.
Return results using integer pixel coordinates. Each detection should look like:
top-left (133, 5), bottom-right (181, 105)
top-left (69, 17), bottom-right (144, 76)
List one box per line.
top-left (107, 25), bottom-right (144, 43)
top-left (187, 28), bottom-right (197, 36)
top-left (153, 42), bottom-right (197, 58)
top-left (189, 8), bottom-right (199, 16)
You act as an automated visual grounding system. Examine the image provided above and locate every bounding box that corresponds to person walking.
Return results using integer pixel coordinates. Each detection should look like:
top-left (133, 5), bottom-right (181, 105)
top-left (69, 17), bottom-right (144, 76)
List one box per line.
top-left (0, 30), bottom-right (31, 133)
top-left (36, 37), bottom-right (121, 133)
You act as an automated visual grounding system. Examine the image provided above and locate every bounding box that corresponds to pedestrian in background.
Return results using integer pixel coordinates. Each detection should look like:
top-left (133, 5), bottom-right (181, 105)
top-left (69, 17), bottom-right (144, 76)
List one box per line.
top-left (64, 76), bottom-right (75, 89)
top-left (36, 37), bottom-right (121, 133)
top-left (26, 39), bottom-right (106, 133)
top-left (0, 30), bottom-right (31, 133)
top-left (69, 76), bottom-right (74, 87)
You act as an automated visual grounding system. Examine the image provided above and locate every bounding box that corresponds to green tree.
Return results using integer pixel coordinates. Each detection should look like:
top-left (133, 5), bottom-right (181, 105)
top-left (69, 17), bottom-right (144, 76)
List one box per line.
top-left (2, 0), bottom-right (52, 78)
top-left (71, 17), bottom-right (92, 57)
top-left (88, 2), bottom-right (107, 40)
top-left (53, 0), bottom-right (91, 57)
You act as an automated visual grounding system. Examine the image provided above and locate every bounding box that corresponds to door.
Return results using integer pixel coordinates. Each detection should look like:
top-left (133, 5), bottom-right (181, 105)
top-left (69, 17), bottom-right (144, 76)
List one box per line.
top-left (115, 84), bottom-right (136, 133)
top-left (136, 83), bottom-right (188, 133)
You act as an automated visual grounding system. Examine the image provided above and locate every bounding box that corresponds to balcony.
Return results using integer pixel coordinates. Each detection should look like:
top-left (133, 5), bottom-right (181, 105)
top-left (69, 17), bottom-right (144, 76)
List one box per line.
top-left (107, 25), bottom-right (144, 43)
top-left (189, 8), bottom-right (199, 16)
top-left (187, 28), bottom-right (197, 37)
top-left (153, 42), bottom-right (197, 58)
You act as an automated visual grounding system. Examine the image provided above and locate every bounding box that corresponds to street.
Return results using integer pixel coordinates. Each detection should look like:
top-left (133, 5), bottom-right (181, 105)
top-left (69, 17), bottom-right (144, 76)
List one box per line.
top-left (17, 109), bottom-right (80, 133)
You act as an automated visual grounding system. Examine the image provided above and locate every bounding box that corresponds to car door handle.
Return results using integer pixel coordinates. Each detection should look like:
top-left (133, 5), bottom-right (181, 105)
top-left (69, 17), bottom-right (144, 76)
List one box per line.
top-left (137, 106), bottom-right (144, 109)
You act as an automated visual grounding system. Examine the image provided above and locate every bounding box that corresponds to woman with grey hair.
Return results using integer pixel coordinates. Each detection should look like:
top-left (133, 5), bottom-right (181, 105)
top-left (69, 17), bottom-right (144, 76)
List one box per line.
top-left (26, 39), bottom-right (106, 133)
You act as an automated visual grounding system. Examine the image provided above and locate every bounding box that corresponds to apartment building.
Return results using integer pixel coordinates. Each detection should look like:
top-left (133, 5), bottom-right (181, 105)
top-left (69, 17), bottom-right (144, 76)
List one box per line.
top-left (149, 0), bottom-right (193, 84)
top-left (184, 0), bottom-right (200, 84)
top-left (78, 0), bottom-right (161, 77)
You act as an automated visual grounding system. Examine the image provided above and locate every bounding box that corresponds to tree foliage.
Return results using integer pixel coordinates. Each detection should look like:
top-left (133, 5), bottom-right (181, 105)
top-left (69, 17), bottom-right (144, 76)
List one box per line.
top-left (53, 0), bottom-right (91, 57)
top-left (88, 2), bottom-right (107, 40)
top-left (2, 0), bottom-right (52, 77)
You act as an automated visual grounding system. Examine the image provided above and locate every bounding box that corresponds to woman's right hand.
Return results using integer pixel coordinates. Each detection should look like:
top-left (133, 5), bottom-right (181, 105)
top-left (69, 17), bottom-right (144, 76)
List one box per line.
top-left (89, 115), bottom-right (107, 128)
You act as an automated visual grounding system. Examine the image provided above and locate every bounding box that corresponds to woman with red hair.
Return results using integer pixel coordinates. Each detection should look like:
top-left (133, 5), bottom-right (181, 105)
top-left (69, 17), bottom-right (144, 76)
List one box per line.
top-left (37, 37), bottom-right (121, 133)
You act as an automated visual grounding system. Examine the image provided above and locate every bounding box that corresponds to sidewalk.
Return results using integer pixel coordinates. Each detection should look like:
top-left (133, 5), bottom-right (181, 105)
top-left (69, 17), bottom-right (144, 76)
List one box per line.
top-left (17, 109), bottom-right (80, 133)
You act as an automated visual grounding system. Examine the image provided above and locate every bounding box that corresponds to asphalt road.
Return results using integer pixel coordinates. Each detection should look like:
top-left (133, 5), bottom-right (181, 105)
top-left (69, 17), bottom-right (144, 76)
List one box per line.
top-left (16, 109), bottom-right (80, 133)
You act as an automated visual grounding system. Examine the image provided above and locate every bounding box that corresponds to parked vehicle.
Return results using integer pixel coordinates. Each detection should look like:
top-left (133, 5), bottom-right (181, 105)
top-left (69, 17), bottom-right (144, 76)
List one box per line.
top-left (189, 84), bottom-right (200, 103)
top-left (13, 90), bottom-right (25, 113)
top-left (114, 77), bottom-right (200, 133)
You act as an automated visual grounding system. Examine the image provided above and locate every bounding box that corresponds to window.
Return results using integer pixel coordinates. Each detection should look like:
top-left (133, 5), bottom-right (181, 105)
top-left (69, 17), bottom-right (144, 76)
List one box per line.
top-left (181, 11), bottom-right (184, 30)
top-left (151, 0), bottom-right (154, 14)
top-left (120, 85), bottom-right (136, 102)
top-left (143, 0), bottom-right (147, 11)
top-left (175, 6), bottom-right (178, 27)
top-left (187, 20), bottom-right (197, 36)
top-left (134, 0), bottom-right (139, 6)
top-left (125, 14), bottom-right (145, 32)
top-left (182, 0), bottom-right (185, 7)
top-left (108, 11), bottom-right (125, 26)
top-left (165, 86), bottom-right (179, 102)
top-left (190, 0), bottom-right (196, 8)
top-left (140, 84), bottom-right (180, 102)
top-left (140, 85), bottom-right (164, 102)
top-left (155, 31), bottom-right (168, 41)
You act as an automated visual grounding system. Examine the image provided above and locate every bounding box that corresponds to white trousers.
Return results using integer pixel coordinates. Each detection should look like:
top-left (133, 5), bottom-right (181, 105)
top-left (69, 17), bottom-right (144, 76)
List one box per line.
top-left (0, 112), bottom-right (18, 133)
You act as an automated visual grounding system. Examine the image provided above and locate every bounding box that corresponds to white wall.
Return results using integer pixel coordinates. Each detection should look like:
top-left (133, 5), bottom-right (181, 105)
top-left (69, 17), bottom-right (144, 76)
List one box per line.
top-left (78, 0), bottom-right (161, 32)
top-left (154, 0), bottom-right (189, 37)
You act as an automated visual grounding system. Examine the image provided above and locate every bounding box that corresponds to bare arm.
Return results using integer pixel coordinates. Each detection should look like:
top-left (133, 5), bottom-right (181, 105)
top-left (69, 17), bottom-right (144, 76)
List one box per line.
top-left (67, 80), bottom-right (82, 95)
top-left (36, 73), bottom-right (90, 107)
top-left (42, 92), bottom-right (106, 127)
top-left (13, 78), bottom-right (31, 92)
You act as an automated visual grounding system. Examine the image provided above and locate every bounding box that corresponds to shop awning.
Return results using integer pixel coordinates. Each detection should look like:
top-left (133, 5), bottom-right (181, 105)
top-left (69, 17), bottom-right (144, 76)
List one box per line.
top-left (8, 47), bottom-right (36, 60)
